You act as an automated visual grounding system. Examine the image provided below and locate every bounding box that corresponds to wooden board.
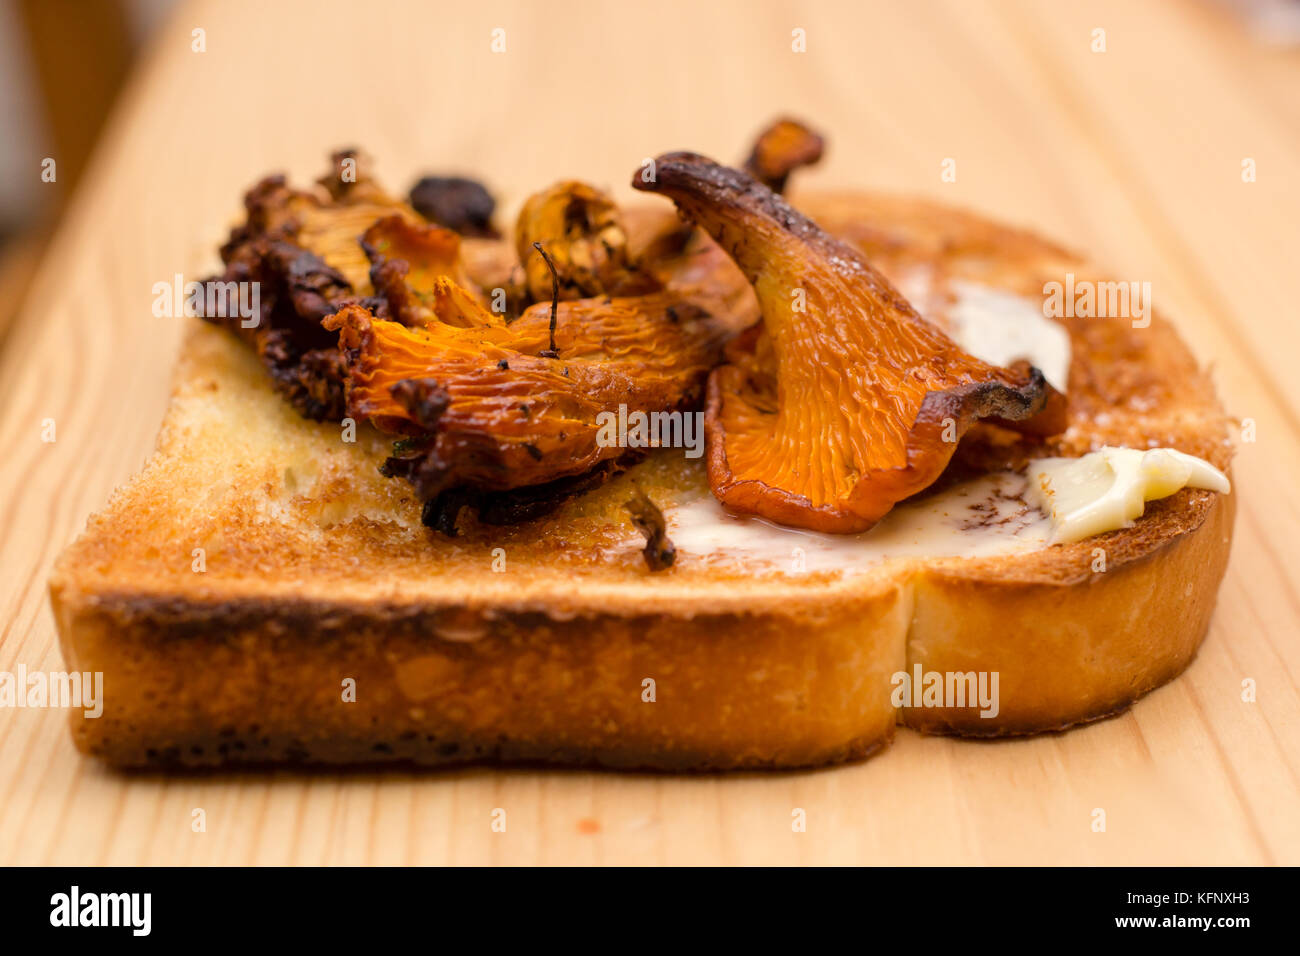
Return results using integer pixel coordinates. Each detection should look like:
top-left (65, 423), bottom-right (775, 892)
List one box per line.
top-left (2, 0), bottom-right (1298, 865)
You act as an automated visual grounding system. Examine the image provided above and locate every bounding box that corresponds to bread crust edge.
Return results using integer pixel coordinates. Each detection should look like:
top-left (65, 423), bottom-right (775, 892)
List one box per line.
top-left (49, 489), bottom-right (1232, 770)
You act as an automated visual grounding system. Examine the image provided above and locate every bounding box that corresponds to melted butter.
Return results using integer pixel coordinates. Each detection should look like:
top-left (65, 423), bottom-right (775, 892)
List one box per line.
top-left (889, 269), bottom-right (1071, 393)
top-left (893, 264), bottom-right (947, 319)
top-left (664, 472), bottom-right (1050, 574)
top-left (1025, 446), bottom-right (1230, 544)
top-left (947, 279), bottom-right (1072, 393)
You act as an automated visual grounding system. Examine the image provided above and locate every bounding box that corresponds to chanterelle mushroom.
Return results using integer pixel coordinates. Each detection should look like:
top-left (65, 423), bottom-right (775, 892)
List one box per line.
top-left (633, 152), bottom-right (1066, 534)
top-left (515, 180), bottom-right (657, 302)
top-left (326, 285), bottom-right (730, 510)
top-left (742, 117), bottom-right (825, 194)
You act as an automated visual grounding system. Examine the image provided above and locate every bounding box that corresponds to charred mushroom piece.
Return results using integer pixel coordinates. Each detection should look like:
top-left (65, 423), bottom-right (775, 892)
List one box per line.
top-left (742, 118), bottom-right (825, 194)
top-left (316, 147), bottom-right (394, 205)
top-left (633, 152), bottom-right (1066, 534)
top-left (362, 215), bottom-right (483, 326)
top-left (296, 151), bottom-right (424, 291)
top-left (409, 175), bottom-right (499, 238)
top-left (632, 117), bottom-right (826, 269)
top-left (515, 181), bottom-right (658, 302)
top-left (625, 491), bottom-right (676, 571)
top-left (205, 153), bottom-right (497, 426)
top-left (326, 285), bottom-right (729, 507)
top-left (219, 157), bottom-right (421, 297)
top-left (205, 196), bottom-right (388, 423)
top-left (295, 198), bottom-right (421, 295)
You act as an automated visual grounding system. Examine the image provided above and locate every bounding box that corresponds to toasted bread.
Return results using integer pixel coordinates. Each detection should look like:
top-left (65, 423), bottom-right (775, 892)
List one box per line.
top-left (48, 192), bottom-right (1234, 770)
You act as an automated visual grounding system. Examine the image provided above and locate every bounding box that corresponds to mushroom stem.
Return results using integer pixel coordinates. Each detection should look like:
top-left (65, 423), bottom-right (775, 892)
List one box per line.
top-left (532, 241), bottom-right (560, 357)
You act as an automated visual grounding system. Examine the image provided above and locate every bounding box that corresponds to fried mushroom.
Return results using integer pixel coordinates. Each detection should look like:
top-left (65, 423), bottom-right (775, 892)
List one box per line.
top-left (634, 152), bottom-right (1066, 533)
top-left (514, 180), bottom-right (658, 303)
top-left (742, 117), bottom-right (825, 194)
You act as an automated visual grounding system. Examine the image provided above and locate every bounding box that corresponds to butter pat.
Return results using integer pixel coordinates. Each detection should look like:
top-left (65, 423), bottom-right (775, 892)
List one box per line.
top-left (1025, 447), bottom-right (1230, 544)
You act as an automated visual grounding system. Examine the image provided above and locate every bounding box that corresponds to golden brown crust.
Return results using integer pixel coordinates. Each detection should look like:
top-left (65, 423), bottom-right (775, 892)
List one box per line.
top-left (904, 487), bottom-right (1234, 734)
top-left (54, 580), bottom-right (906, 770)
top-left (49, 190), bottom-right (1235, 769)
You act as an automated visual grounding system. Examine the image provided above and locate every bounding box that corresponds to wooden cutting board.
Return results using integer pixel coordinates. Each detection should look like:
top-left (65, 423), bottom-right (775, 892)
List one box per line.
top-left (2, 0), bottom-right (1297, 865)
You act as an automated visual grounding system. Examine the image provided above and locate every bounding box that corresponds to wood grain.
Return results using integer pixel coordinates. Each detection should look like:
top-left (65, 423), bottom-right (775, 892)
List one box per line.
top-left (2, 0), bottom-right (1297, 865)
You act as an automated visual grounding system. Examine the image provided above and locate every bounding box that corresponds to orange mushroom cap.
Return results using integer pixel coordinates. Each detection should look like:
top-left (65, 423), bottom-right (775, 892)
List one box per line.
top-left (634, 152), bottom-right (1066, 533)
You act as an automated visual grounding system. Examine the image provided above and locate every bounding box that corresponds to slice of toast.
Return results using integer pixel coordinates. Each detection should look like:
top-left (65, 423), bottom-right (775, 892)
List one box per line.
top-left (48, 192), bottom-right (1235, 770)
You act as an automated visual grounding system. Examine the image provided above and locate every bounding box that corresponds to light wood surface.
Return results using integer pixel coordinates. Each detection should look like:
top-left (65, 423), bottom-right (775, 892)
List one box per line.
top-left (2, 0), bottom-right (1298, 865)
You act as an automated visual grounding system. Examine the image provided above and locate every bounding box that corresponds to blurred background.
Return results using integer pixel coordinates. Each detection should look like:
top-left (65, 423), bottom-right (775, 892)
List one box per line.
top-left (0, 0), bottom-right (174, 339)
top-left (2, 0), bottom-right (1298, 867)
top-left (0, 0), bottom-right (1297, 343)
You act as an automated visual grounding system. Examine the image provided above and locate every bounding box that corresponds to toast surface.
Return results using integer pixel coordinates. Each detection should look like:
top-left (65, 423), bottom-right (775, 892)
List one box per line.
top-left (49, 191), bottom-right (1235, 769)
